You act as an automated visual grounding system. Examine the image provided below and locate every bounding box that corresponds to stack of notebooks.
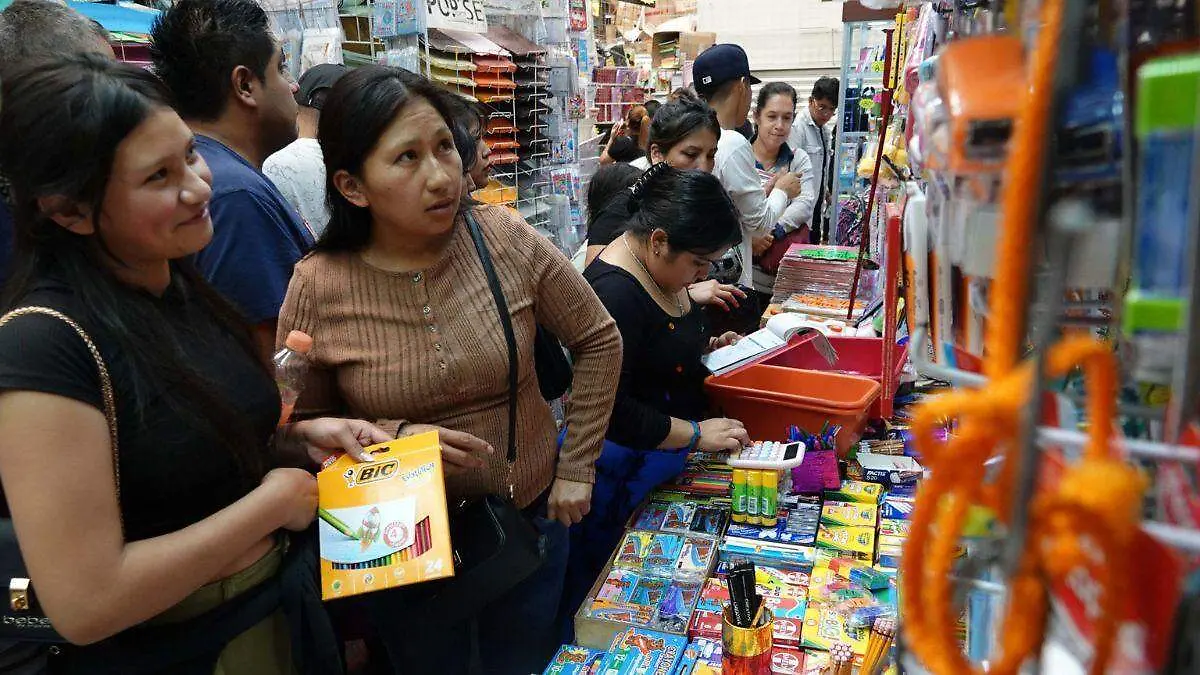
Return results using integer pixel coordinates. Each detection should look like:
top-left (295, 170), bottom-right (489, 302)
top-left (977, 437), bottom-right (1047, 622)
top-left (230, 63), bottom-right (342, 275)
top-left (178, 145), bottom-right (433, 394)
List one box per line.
top-left (771, 244), bottom-right (867, 320)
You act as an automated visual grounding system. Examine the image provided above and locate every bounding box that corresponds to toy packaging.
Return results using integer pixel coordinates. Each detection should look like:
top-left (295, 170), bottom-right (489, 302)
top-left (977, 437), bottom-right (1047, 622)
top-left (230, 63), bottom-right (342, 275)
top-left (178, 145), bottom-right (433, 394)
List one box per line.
top-left (645, 533), bottom-right (685, 574)
top-left (596, 568), bottom-right (640, 605)
top-left (634, 501), bottom-right (670, 531)
top-left (317, 431), bottom-right (452, 600)
top-left (543, 645), bottom-right (605, 674)
top-left (689, 505), bottom-right (728, 535)
top-left (675, 537), bottom-right (716, 578)
top-left (662, 502), bottom-right (698, 532)
top-left (598, 627), bottom-right (687, 675)
top-left (616, 531), bottom-right (655, 568)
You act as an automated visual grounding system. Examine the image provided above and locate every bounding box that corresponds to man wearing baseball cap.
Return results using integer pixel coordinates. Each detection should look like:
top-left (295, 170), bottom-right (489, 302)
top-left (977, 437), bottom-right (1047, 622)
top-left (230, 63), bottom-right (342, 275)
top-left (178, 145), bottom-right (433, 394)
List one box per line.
top-left (264, 63), bottom-right (347, 236)
top-left (695, 44), bottom-right (803, 330)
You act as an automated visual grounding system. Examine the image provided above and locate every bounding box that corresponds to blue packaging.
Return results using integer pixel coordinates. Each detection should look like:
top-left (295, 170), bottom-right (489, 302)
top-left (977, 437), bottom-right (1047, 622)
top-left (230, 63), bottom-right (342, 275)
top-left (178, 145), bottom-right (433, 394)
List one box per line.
top-left (599, 627), bottom-right (687, 675)
top-left (543, 644), bottom-right (605, 674)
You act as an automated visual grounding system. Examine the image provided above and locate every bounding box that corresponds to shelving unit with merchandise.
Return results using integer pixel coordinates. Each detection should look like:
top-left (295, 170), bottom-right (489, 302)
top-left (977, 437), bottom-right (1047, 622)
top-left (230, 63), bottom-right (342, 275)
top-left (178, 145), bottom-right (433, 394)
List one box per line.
top-left (830, 15), bottom-right (893, 246)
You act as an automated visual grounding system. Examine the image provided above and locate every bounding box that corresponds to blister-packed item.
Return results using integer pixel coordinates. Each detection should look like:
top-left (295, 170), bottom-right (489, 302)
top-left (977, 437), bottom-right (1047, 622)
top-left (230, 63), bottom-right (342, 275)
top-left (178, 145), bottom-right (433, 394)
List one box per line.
top-left (595, 567), bottom-right (639, 605)
top-left (675, 537), bottom-right (716, 578)
top-left (630, 575), bottom-right (669, 607)
top-left (689, 505), bottom-right (728, 535)
top-left (644, 533), bottom-right (685, 574)
top-left (615, 531), bottom-right (654, 568)
top-left (662, 502), bottom-right (698, 532)
top-left (634, 501), bottom-right (670, 531)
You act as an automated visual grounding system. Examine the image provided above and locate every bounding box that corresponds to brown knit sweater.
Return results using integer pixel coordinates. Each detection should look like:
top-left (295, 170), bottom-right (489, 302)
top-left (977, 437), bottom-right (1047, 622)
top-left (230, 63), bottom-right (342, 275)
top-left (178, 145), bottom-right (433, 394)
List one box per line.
top-left (277, 206), bottom-right (622, 507)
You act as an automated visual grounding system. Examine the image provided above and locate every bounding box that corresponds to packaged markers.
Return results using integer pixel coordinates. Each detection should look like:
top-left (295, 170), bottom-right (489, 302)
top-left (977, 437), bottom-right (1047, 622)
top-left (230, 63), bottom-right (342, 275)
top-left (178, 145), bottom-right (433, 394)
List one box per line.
top-left (634, 501), bottom-right (670, 531)
top-left (317, 431), bottom-right (452, 600)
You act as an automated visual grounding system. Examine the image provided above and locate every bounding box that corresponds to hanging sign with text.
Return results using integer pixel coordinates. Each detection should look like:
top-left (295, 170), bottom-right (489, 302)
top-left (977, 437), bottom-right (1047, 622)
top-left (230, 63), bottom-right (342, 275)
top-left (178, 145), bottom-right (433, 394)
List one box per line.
top-left (424, 0), bottom-right (487, 33)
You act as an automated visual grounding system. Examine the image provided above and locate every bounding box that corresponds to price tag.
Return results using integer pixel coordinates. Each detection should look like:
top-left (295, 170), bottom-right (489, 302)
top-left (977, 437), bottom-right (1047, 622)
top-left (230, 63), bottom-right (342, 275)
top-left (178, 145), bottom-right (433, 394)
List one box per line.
top-left (425, 0), bottom-right (487, 33)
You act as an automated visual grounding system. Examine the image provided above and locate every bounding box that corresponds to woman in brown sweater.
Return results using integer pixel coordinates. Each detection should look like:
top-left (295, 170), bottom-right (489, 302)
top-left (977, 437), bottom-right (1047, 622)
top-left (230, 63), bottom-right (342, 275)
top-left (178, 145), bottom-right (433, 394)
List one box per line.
top-left (276, 66), bottom-right (621, 674)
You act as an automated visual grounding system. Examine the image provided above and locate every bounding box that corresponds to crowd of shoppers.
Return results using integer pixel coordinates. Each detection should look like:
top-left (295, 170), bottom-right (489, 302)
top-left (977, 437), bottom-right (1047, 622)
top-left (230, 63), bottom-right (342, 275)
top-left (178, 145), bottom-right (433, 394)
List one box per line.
top-left (0, 0), bottom-right (838, 670)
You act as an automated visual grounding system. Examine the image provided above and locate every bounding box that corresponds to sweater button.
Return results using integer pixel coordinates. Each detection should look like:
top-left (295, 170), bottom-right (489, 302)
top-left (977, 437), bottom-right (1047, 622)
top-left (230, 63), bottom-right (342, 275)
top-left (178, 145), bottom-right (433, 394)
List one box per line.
top-left (422, 305), bottom-right (432, 315)
top-left (429, 324), bottom-right (438, 333)
top-left (412, 272), bottom-right (423, 284)
top-left (439, 361), bottom-right (447, 370)
top-left (435, 343), bottom-right (443, 352)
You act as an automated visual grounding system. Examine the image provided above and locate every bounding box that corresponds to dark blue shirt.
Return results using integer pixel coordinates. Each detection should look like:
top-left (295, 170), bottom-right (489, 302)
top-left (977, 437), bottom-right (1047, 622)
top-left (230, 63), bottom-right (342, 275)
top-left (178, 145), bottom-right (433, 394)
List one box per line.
top-left (194, 135), bottom-right (315, 324)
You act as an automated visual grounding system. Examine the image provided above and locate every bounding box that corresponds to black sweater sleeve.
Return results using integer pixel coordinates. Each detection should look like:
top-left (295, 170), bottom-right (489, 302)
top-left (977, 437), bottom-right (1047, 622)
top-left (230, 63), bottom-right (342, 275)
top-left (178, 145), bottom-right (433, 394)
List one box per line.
top-left (587, 268), bottom-right (673, 449)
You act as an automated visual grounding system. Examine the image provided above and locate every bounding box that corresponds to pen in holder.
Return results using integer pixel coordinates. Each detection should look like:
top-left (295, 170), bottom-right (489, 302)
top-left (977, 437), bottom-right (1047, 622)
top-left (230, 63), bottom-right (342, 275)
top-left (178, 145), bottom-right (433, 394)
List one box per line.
top-left (722, 604), bottom-right (773, 675)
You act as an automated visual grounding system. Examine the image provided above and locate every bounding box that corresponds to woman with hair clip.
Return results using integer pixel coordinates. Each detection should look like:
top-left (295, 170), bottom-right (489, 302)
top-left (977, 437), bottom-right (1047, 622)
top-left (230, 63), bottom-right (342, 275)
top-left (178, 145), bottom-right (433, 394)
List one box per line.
top-left (276, 65), bottom-right (621, 674)
top-left (560, 162), bottom-right (751, 629)
top-left (749, 82), bottom-right (815, 308)
top-left (585, 91), bottom-right (746, 311)
top-left (0, 54), bottom-right (391, 673)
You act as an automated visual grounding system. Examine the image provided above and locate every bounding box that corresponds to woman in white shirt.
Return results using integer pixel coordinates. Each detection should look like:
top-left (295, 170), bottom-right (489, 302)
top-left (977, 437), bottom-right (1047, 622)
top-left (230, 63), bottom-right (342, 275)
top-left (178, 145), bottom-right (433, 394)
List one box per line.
top-left (748, 82), bottom-right (815, 307)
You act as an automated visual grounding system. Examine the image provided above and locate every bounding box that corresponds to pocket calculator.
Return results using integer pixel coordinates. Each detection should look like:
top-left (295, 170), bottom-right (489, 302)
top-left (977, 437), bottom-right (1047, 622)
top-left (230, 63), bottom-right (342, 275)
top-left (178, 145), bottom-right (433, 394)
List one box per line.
top-left (726, 441), bottom-right (806, 470)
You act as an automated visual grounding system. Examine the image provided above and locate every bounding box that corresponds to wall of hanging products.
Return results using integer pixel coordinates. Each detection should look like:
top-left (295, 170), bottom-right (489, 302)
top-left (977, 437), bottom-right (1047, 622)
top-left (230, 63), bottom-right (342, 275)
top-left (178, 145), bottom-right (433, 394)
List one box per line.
top-left (842, 0), bottom-right (1200, 672)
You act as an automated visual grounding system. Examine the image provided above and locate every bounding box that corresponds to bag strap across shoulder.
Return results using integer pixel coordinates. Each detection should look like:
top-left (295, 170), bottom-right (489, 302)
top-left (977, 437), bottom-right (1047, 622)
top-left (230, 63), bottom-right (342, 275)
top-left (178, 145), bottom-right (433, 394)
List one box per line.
top-left (0, 306), bottom-right (120, 499)
top-left (464, 213), bottom-right (519, 467)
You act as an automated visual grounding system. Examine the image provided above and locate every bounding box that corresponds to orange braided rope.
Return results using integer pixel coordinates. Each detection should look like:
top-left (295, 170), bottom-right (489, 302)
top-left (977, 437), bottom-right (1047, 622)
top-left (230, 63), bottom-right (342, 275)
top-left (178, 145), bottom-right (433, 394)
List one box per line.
top-left (902, 336), bottom-right (1145, 675)
top-left (983, 0), bottom-right (1063, 378)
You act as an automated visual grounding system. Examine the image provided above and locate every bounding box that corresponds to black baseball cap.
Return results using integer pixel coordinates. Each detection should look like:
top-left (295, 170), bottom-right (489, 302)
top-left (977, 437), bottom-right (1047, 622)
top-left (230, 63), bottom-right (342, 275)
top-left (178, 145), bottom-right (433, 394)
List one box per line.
top-left (294, 63), bottom-right (348, 109)
top-left (693, 44), bottom-right (761, 95)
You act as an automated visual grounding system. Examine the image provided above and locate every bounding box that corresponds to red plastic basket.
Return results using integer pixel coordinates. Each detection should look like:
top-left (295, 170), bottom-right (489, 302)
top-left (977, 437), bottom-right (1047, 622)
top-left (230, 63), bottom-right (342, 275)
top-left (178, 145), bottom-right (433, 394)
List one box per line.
top-left (704, 364), bottom-right (880, 457)
top-left (759, 336), bottom-right (908, 418)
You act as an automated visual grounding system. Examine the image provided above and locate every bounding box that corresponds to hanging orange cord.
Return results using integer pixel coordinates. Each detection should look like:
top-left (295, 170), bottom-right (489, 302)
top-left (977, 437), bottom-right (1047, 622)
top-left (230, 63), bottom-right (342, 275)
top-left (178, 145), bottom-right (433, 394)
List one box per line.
top-left (983, 0), bottom-right (1063, 379)
top-left (903, 336), bottom-right (1145, 675)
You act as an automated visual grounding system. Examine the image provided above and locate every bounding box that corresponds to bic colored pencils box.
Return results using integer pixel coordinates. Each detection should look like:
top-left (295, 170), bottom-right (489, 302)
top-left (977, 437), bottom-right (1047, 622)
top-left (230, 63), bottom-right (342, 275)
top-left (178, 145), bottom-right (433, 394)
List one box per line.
top-left (317, 431), bottom-right (451, 600)
top-left (819, 501), bottom-right (879, 527)
top-left (543, 645), bottom-right (605, 674)
top-left (815, 524), bottom-right (876, 560)
top-left (599, 627), bottom-right (687, 675)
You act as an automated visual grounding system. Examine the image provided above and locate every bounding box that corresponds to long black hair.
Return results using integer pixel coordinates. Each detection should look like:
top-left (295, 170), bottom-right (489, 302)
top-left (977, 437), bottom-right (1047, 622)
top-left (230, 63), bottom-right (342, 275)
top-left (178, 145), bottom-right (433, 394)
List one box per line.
top-left (647, 90), bottom-right (721, 156)
top-left (0, 54), bottom-right (267, 484)
top-left (448, 96), bottom-right (484, 176)
top-left (586, 163), bottom-right (641, 226)
top-left (317, 65), bottom-right (462, 253)
top-left (624, 162), bottom-right (741, 256)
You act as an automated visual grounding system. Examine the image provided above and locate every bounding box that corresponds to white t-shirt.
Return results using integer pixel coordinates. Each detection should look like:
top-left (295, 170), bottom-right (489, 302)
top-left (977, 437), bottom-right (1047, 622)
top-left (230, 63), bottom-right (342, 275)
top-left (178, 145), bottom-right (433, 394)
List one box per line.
top-left (713, 128), bottom-right (790, 288)
top-left (263, 138), bottom-right (330, 236)
top-left (629, 155), bottom-right (652, 171)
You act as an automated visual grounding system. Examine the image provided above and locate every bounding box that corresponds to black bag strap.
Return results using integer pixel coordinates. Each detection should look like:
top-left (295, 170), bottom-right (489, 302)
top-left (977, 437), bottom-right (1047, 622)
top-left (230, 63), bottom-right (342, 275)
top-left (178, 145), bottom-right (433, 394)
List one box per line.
top-left (464, 212), bottom-right (518, 465)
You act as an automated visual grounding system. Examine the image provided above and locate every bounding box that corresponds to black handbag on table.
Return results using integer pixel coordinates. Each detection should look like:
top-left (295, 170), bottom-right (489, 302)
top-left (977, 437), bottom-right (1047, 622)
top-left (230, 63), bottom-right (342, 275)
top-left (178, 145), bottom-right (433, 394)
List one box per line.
top-left (372, 211), bottom-right (547, 629)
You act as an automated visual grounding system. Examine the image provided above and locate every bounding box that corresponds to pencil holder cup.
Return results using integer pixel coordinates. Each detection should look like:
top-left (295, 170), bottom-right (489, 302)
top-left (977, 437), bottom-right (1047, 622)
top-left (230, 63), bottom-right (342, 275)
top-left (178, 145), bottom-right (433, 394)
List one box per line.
top-left (721, 605), bottom-right (773, 675)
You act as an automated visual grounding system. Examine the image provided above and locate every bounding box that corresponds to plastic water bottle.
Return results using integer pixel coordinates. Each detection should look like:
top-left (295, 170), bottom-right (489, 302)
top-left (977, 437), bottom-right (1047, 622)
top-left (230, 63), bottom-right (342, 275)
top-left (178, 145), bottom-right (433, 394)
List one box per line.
top-left (274, 330), bottom-right (313, 427)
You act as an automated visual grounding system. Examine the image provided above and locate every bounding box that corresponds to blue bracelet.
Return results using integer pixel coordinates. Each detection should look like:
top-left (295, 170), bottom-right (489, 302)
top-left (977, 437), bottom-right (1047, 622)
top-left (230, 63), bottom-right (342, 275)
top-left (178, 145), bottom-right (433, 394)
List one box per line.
top-left (686, 420), bottom-right (701, 452)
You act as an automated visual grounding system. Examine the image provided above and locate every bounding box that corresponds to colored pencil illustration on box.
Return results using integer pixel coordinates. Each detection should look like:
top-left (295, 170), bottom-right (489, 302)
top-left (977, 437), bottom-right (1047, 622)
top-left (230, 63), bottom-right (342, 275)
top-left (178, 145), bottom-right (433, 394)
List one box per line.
top-left (318, 431), bottom-right (453, 599)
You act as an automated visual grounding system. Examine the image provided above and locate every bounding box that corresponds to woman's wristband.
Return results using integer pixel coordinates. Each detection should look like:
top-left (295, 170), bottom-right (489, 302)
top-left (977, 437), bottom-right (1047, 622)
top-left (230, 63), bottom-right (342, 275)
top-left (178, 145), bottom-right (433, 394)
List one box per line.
top-left (686, 420), bottom-right (701, 452)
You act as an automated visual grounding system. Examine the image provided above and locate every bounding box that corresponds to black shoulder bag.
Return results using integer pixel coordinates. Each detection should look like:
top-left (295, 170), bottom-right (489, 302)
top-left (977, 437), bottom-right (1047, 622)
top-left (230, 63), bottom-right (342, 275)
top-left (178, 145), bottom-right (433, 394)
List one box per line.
top-left (368, 212), bottom-right (546, 628)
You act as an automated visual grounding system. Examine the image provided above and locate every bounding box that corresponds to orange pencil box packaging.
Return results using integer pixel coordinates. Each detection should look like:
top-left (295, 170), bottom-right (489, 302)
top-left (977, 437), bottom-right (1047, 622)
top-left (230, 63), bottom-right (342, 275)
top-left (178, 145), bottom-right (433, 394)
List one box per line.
top-left (317, 431), bottom-right (453, 600)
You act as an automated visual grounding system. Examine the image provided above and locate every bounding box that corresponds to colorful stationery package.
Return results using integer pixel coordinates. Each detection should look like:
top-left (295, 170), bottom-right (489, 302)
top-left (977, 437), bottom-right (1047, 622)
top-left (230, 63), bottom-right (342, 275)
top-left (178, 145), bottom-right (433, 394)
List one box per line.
top-left (317, 431), bottom-right (452, 600)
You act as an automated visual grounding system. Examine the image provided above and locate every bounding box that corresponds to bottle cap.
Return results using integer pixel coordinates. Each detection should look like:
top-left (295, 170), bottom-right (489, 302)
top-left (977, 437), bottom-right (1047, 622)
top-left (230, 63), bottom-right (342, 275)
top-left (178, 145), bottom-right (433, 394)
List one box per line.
top-left (285, 330), bottom-right (314, 353)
